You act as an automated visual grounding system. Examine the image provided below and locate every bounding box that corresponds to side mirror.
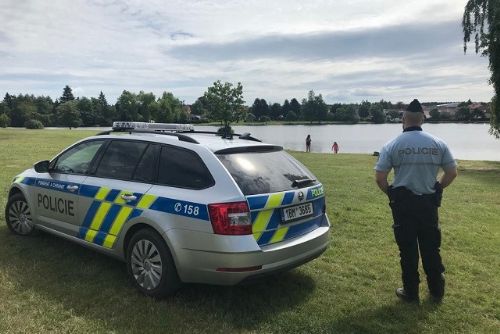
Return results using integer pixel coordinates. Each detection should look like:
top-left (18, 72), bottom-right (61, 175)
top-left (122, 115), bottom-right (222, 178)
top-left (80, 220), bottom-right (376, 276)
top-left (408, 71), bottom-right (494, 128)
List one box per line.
top-left (34, 160), bottom-right (50, 173)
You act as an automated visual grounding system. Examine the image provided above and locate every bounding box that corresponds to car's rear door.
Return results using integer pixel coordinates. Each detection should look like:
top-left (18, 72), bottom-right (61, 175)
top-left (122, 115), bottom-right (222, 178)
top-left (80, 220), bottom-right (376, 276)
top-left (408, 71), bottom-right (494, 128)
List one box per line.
top-left (77, 140), bottom-right (156, 249)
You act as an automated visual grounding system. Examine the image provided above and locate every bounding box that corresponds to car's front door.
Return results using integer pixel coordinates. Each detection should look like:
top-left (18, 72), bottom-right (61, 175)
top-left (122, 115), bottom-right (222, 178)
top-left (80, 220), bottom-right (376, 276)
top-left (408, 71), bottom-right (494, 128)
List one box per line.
top-left (31, 139), bottom-right (106, 235)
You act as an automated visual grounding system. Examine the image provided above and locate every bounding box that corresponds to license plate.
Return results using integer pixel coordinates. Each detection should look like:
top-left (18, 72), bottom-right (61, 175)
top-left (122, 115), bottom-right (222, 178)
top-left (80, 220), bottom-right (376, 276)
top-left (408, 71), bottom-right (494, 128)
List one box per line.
top-left (281, 202), bottom-right (313, 223)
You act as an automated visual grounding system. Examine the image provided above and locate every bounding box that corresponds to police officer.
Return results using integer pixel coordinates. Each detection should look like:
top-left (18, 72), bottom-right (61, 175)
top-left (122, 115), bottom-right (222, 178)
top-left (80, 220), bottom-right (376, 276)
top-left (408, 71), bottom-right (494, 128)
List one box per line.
top-left (374, 99), bottom-right (457, 302)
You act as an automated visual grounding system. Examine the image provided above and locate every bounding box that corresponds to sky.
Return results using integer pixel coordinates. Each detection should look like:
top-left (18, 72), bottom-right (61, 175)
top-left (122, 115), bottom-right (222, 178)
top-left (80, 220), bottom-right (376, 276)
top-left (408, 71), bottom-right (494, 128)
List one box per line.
top-left (0, 0), bottom-right (494, 105)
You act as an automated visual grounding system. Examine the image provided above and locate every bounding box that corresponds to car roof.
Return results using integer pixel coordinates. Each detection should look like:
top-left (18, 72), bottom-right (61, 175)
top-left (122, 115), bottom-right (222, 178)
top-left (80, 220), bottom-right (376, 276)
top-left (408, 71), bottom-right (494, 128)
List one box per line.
top-left (87, 132), bottom-right (278, 153)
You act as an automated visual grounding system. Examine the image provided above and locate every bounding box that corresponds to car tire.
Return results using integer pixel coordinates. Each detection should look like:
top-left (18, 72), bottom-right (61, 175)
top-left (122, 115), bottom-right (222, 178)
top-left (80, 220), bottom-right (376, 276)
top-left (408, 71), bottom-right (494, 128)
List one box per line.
top-left (126, 228), bottom-right (181, 298)
top-left (5, 192), bottom-right (36, 236)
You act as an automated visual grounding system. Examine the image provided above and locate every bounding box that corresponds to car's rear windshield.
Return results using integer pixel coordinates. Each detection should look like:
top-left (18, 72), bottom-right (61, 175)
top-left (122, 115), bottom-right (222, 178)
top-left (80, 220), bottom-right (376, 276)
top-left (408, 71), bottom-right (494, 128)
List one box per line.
top-left (217, 149), bottom-right (317, 195)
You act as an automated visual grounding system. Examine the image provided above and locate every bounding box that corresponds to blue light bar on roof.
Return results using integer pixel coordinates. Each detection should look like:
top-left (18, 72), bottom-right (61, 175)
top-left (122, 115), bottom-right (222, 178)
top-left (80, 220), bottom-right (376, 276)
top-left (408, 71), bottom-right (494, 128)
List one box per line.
top-left (112, 121), bottom-right (194, 132)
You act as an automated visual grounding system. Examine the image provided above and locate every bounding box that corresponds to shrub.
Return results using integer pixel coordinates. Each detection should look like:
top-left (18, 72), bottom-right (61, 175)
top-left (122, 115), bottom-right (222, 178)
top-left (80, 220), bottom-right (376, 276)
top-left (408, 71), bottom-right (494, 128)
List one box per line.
top-left (245, 113), bottom-right (256, 122)
top-left (24, 119), bottom-right (44, 129)
top-left (286, 111), bottom-right (298, 121)
top-left (0, 113), bottom-right (10, 128)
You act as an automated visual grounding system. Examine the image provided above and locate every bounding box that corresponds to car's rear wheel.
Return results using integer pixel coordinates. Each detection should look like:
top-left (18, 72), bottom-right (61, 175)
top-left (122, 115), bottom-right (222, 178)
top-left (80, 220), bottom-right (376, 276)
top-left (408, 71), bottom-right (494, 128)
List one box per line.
top-left (5, 193), bottom-right (35, 236)
top-left (126, 228), bottom-right (181, 298)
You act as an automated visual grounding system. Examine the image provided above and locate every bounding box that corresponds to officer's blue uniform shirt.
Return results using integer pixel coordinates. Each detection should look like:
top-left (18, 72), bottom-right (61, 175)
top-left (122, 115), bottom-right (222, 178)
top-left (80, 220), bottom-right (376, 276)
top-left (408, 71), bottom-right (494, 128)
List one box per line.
top-left (375, 127), bottom-right (457, 195)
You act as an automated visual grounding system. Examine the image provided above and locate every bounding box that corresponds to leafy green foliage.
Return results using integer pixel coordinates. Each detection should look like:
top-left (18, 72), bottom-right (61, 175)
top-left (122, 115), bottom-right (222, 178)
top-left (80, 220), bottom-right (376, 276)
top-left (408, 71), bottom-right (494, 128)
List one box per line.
top-left (156, 92), bottom-right (184, 123)
top-left (455, 106), bottom-right (472, 122)
top-left (250, 98), bottom-right (269, 120)
top-left (56, 101), bottom-right (81, 128)
top-left (24, 119), bottom-right (44, 129)
top-left (370, 104), bottom-right (386, 124)
top-left (191, 96), bottom-right (209, 116)
top-left (59, 85), bottom-right (75, 103)
top-left (0, 113), bottom-right (10, 127)
top-left (203, 80), bottom-right (244, 127)
top-left (463, 0), bottom-right (500, 136)
top-left (359, 100), bottom-right (371, 119)
top-left (429, 108), bottom-right (440, 120)
top-left (331, 105), bottom-right (360, 123)
top-left (301, 90), bottom-right (328, 123)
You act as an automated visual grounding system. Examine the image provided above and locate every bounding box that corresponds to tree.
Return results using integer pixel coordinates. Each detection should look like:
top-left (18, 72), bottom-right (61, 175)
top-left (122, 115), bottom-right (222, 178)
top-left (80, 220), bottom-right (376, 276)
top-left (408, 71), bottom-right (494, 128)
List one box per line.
top-left (270, 103), bottom-right (282, 120)
top-left (137, 91), bottom-right (156, 122)
top-left (387, 109), bottom-right (401, 122)
top-left (282, 99), bottom-right (291, 119)
top-left (250, 98), bottom-right (269, 120)
top-left (60, 85), bottom-right (75, 103)
top-left (116, 90), bottom-right (139, 121)
top-left (370, 104), bottom-right (386, 124)
top-left (471, 107), bottom-right (486, 119)
top-left (77, 97), bottom-right (95, 126)
top-left (331, 105), bottom-right (360, 123)
top-left (203, 80), bottom-right (244, 129)
top-left (3, 93), bottom-right (14, 109)
top-left (9, 101), bottom-right (36, 127)
top-left (358, 100), bottom-right (371, 119)
top-left (455, 106), bottom-right (472, 122)
top-left (290, 98), bottom-right (301, 118)
top-left (191, 96), bottom-right (209, 116)
top-left (0, 113), bottom-right (10, 127)
top-left (463, 0), bottom-right (500, 137)
top-left (56, 101), bottom-right (81, 128)
top-left (94, 91), bottom-right (113, 125)
top-left (156, 92), bottom-right (183, 123)
top-left (429, 108), bottom-right (441, 121)
top-left (301, 90), bottom-right (328, 123)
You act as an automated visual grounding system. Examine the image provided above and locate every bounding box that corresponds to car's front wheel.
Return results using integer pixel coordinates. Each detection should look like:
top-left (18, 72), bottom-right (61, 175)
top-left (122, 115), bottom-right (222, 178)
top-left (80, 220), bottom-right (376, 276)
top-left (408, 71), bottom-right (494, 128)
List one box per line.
top-left (5, 193), bottom-right (35, 236)
top-left (126, 228), bottom-right (181, 298)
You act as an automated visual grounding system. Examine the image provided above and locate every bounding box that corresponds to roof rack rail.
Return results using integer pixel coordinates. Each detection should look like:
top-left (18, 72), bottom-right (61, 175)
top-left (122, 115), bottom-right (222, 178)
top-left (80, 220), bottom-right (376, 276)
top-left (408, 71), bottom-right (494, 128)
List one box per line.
top-left (181, 130), bottom-right (262, 142)
top-left (96, 128), bottom-right (199, 143)
top-left (96, 121), bottom-right (262, 143)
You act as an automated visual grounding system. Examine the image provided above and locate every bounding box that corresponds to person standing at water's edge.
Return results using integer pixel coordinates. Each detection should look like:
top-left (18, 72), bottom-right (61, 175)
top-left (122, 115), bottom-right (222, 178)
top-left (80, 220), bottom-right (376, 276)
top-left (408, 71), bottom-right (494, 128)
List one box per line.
top-left (306, 135), bottom-right (311, 152)
top-left (374, 99), bottom-right (457, 303)
top-left (332, 141), bottom-right (339, 154)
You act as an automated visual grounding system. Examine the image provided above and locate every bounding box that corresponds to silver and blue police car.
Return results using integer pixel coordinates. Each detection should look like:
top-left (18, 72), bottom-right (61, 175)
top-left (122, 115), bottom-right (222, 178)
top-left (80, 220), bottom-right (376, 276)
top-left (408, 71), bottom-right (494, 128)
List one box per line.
top-left (5, 122), bottom-right (330, 297)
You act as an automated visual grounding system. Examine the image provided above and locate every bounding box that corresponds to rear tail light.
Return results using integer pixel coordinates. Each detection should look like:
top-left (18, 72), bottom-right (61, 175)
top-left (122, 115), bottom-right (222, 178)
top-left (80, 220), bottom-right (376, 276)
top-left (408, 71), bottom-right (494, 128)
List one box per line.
top-left (208, 201), bottom-right (251, 235)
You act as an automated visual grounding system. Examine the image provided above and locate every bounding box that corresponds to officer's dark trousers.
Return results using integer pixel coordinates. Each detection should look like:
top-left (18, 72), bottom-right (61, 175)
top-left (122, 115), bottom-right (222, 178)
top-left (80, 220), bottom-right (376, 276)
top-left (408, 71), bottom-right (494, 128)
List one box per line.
top-left (389, 191), bottom-right (445, 298)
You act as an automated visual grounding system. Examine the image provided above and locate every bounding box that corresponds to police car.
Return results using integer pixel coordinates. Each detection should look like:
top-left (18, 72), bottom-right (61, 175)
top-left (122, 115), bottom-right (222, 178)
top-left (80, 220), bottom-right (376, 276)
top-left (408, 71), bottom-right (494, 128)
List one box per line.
top-left (5, 122), bottom-right (330, 297)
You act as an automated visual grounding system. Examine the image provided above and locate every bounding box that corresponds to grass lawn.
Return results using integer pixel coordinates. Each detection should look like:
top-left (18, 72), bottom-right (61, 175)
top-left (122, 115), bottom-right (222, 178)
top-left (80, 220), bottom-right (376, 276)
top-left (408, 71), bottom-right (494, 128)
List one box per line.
top-left (0, 128), bottom-right (499, 333)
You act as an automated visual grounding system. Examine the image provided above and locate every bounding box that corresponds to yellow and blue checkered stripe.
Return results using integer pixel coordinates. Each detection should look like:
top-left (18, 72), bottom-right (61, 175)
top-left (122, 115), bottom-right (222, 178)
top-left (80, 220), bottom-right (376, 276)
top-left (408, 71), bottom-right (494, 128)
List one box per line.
top-left (247, 184), bottom-right (326, 246)
top-left (77, 186), bottom-right (158, 248)
top-left (77, 184), bottom-right (209, 249)
top-left (19, 178), bottom-right (209, 249)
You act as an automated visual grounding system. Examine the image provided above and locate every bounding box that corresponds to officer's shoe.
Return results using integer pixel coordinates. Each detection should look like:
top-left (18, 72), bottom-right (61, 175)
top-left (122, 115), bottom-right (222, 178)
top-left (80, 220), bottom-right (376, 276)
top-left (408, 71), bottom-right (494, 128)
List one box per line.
top-left (428, 273), bottom-right (445, 303)
top-left (395, 288), bottom-right (419, 303)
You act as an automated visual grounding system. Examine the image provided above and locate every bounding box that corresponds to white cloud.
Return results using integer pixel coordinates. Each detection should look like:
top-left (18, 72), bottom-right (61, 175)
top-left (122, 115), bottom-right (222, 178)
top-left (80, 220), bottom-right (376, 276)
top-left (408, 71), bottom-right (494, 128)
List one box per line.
top-left (0, 0), bottom-right (492, 104)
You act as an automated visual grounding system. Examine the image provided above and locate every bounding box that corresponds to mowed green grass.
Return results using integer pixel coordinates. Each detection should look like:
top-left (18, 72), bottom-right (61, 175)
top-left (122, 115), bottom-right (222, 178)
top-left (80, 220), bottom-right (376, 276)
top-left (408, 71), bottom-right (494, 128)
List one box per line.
top-left (0, 128), bottom-right (499, 333)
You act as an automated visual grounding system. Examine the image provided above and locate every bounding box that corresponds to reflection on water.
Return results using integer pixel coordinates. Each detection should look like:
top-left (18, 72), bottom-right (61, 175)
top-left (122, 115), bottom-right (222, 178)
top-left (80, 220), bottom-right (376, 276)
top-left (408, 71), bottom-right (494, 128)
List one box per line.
top-left (198, 123), bottom-right (500, 161)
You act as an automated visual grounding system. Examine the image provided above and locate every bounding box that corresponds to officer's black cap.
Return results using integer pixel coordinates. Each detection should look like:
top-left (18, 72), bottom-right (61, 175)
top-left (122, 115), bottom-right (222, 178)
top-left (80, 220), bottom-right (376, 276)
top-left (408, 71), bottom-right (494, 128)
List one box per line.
top-left (406, 99), bottom-right (423, 113)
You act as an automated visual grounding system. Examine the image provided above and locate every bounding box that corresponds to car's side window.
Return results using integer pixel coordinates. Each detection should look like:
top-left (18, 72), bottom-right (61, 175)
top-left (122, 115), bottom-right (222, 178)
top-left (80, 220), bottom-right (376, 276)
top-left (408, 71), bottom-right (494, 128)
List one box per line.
top-left (53, 140), bottom-right (105, 175)
top-left (158, 146), bottom-right (214, 189)
top-left (95, 140), bottom-right (148, 180)
top-left (133, 144), bottom-right (160, 183)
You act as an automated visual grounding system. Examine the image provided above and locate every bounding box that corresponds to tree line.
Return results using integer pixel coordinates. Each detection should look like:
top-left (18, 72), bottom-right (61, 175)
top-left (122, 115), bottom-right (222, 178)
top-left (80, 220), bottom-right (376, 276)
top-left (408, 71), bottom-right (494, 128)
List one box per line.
top-left (0, 85), bottom-right (187, 129)
top-left (0, 83), bottom-right (492, 129)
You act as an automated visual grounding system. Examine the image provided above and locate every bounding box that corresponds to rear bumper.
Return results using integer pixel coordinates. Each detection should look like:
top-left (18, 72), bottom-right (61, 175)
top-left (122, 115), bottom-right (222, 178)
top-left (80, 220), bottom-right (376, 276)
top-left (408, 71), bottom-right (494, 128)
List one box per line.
top-left (164, 215), bottom-right (330, 285)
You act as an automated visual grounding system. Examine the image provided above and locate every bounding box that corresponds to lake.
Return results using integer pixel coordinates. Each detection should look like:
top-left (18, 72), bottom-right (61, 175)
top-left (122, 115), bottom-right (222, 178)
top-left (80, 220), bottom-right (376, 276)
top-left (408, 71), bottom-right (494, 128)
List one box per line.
top-left (197, 123), bottom-right (500, 161)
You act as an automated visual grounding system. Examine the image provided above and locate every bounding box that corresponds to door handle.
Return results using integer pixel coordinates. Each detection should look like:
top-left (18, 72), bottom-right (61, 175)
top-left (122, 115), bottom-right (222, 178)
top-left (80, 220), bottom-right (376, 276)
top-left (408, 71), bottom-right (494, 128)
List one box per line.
top-left (121, 194), bottom-right (137, 202)
top-left (67, 185), bottom-right (79, 192)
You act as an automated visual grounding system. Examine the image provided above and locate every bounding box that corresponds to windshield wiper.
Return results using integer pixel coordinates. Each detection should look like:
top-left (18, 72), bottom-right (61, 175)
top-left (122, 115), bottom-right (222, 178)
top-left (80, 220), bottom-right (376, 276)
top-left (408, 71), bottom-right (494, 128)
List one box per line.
top-left (291, 178), bottom-right (316, 188)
